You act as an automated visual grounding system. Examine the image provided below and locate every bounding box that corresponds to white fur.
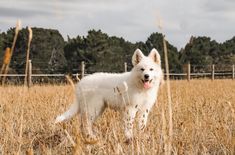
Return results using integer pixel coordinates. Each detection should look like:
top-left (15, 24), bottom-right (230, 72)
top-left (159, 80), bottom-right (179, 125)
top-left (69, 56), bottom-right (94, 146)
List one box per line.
top-left (55, 48), bottom-right (163, 141)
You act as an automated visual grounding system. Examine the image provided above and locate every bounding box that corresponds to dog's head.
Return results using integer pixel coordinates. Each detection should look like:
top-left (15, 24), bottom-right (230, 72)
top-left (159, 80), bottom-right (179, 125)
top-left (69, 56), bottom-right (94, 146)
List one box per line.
top-left (131, 48), bottom-right (163, 89)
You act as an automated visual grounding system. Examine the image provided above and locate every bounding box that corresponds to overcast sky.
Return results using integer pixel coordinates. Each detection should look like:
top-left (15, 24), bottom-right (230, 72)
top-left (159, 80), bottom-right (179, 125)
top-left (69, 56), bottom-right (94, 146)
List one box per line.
top-left (0, 0), bottom-right (235, 49)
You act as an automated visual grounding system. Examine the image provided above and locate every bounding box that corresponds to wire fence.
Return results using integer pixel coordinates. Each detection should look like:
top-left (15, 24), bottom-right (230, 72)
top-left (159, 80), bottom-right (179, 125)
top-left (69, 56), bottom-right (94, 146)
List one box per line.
top-left (0, 61), bottom-right (235, 85)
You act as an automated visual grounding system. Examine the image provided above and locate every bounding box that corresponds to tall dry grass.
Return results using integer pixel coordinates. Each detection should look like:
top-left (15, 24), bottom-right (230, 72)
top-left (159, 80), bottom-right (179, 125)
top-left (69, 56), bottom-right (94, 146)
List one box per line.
top-left (163, 35), bottom-right (173, 155)
top-left (24, 27), bottom-right (33, 86)
top-left (0, 80), bottom-right (235, 154)
top-left (1, 20), bottom-right (21, 85)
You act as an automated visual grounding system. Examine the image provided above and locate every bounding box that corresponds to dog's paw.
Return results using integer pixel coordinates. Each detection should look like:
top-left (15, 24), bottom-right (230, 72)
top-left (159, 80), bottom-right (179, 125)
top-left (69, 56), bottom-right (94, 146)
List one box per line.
top-left (83, 134), bottom-right (99, 145)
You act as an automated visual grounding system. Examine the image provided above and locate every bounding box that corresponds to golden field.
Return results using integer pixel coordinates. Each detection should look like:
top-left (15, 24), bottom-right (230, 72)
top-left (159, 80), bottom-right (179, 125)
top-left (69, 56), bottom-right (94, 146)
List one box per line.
top-left (0, 80), bottom-right (235, 154)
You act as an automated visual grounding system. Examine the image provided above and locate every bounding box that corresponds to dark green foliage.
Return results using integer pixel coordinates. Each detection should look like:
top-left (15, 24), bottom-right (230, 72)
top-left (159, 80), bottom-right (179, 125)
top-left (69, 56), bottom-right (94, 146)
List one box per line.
top-left (0, 32), bottom-right (5, 60)
top-left (145, 33), bottom-right (181, 72)
top-left (180, 36), bottom-right (235, 66)
top-left (64, 31), bottom-right (181, 73)
top-left (1, 27), bottom-right (67, 73)
top-left (180, 37), bottom-right (216, 65)
top-left (1, 27), bottom-right (235, 74)
top-left (220, 37), bottom-right (235, 64)
top-left (64, 30), bottom-right (135, 73)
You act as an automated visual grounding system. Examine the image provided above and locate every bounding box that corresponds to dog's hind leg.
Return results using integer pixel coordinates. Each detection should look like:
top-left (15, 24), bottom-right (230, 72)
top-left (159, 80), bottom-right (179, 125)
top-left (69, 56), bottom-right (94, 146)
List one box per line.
top-left (79, 96), bottom-right (105, 144)
top-left (80, 112), bottom-right (98, 144)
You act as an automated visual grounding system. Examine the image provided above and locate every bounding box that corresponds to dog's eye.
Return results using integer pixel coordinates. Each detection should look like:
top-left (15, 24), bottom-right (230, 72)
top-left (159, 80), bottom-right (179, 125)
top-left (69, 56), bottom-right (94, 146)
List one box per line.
top-left (150, 68), bottom-right (154, 71)
top-left (140, 68), bottom-right (144, 71)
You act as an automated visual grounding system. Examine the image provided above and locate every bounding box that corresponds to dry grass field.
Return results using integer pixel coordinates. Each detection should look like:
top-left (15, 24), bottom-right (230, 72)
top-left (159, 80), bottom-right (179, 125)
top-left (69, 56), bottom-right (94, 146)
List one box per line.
top-left (0, 80), bottom-right (235, 154)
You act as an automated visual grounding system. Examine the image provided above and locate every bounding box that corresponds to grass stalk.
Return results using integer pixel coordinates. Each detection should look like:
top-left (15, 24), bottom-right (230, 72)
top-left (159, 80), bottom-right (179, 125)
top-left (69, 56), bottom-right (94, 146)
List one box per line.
top-left (0, 47), bottom-right (11, 74)
top-left (163, 35), bottom-right (173, 155)
top-left (1, 20), bottom-right (21, 85)
top-left (24, 27), bottom-right (33, 86)
top-left (16, 109), bottom-right (24, 155)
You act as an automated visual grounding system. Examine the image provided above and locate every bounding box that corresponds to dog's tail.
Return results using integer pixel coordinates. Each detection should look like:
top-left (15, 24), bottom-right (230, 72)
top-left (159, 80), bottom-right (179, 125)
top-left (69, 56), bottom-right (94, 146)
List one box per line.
top-left (55, 101), bottom-right (79, 124)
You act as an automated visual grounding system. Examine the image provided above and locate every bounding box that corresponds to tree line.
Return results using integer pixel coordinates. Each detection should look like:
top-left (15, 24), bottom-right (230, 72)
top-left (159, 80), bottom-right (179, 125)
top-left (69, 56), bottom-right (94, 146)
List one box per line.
top-left (0, 27), bottom-right (235, 74)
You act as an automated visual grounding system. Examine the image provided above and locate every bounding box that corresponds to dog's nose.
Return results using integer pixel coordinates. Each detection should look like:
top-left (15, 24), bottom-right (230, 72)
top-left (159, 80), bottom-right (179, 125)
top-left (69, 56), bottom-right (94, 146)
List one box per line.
top-left (144, 74), bottom-right (149, 79)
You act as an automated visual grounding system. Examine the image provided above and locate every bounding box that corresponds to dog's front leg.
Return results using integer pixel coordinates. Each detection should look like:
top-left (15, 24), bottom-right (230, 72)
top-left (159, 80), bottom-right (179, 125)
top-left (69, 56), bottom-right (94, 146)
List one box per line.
top-left (137, 103), bottom-right (154, 131)
top-left (137, 108), bottom-right (150, 131)
top-left (123, 106), bottom-right (138, 143)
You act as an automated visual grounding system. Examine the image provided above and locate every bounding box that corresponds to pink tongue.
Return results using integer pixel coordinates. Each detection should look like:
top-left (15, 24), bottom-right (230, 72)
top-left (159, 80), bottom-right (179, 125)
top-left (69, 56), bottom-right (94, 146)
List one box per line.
top-left (144, 81), bottom-right (151, 89)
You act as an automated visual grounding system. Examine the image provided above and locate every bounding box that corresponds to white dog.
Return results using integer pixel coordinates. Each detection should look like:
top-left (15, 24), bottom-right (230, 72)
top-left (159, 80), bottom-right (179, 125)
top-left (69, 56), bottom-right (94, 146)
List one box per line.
top-left (55, 48), bottom-right (163, 143)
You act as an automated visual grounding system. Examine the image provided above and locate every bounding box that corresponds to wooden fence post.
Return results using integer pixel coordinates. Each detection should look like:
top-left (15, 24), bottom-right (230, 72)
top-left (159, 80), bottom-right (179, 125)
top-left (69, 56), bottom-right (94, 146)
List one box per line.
top-left (81, 61), bottom-right (85, 78)
top-left (187, 63), bottom-right (191, 81)
top-left (27, 60), bottom-right (32, 87)
top-left (232, 64), bottom-right (234, 80)
top-left (212, 64), bottom-right (215, 81)
top-left (124, 62), bottom-right (127, 72)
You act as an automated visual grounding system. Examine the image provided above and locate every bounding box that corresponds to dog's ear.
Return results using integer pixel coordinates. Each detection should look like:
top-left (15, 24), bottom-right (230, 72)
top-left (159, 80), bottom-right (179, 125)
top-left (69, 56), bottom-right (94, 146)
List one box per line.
top-left (148, 48), bottom-right (161, 65)
top-left (132, 49), bottom-right (144, 66)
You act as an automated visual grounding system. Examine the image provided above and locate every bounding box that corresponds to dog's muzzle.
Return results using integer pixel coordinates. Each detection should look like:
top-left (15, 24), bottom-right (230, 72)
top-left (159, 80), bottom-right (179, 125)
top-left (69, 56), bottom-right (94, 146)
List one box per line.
top-left (141, 79), bottom-right (152, 89)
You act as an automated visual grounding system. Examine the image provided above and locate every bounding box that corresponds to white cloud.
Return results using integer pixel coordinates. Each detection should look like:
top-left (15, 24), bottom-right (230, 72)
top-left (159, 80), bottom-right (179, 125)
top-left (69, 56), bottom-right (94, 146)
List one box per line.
top-left (0, 0), bottom-right (235, 49)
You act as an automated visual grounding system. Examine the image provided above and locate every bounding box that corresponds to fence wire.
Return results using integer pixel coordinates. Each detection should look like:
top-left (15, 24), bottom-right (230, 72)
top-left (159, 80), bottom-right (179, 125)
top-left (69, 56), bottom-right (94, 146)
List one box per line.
top-left (0, 62), bottom-right (234, 84)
